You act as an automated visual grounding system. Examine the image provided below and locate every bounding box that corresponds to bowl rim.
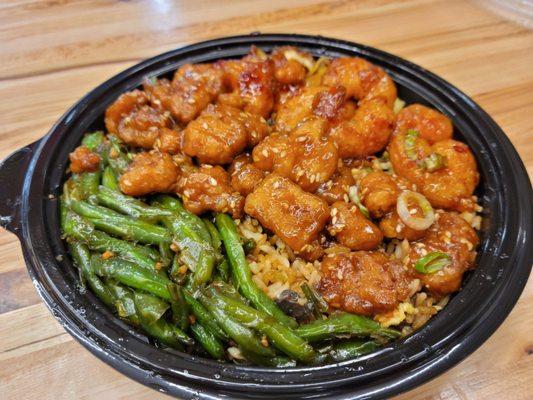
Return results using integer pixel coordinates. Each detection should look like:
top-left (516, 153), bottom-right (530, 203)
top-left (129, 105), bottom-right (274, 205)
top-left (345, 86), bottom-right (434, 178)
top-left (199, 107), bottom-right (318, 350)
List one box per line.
top-left (3, 33), bottom-right (532, 399)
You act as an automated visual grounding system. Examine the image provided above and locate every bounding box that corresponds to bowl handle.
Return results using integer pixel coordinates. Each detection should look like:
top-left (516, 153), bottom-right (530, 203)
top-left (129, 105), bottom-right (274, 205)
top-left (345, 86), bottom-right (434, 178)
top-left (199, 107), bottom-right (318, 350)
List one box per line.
top-left (0, 140), bottom-right (41, 235)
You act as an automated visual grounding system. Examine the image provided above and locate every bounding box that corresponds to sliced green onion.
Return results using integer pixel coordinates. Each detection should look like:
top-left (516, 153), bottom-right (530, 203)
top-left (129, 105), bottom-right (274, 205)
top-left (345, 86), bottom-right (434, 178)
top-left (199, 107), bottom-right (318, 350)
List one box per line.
top-left (348, 185), bottom-right (370, 218)
top-left (421, 153), bottom-right (447, 172)
top-left (414, 251), bottom-right (451, 274)
top-left (404, 129), bottom-right (420, 161)
top-left (397, 190), bottom-right (435, 230)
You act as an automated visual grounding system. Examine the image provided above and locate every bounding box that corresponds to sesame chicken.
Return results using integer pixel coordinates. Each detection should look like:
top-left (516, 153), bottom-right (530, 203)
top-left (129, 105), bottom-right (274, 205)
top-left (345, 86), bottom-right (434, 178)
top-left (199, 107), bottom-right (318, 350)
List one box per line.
top-left (69, 146), bottom-right (101, 174)
top-left (182, 104), bottom-right (269, 165)
top-left (327, 201), bottom-right (383, 251)
top-left (319, 251), bottom-right (411, 315)
top-left (119, 151), bottom-right (178, 196)
top-left (408, 211), bottom-right (479, 296)
top-left (244, 174), bottom-right (329, 261)
top-left (176, 164), bottom-right (244, 218)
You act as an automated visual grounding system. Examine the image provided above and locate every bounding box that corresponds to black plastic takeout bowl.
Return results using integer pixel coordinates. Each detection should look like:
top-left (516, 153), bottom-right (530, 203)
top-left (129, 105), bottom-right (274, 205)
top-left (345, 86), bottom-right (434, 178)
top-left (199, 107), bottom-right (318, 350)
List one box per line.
top-left (0, 34), bottom-right (531, 399)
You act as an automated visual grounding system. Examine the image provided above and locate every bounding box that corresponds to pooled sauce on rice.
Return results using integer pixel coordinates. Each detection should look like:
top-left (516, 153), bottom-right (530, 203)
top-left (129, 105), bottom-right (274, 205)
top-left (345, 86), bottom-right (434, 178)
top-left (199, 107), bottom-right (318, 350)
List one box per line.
top-left (72, 45), bottom-right (482, 334)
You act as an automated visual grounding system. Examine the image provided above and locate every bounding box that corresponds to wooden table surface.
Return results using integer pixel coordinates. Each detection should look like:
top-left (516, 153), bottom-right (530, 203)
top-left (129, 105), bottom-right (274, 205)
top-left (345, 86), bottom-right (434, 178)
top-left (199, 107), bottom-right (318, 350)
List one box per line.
top-left (1, 0), bottom-right (532, 398)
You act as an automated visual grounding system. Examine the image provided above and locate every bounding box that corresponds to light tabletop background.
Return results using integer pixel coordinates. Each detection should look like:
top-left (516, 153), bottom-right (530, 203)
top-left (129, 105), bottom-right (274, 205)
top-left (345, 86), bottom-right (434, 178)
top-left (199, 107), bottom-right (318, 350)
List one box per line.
top-left (1, 0), bottom-right (532, 399)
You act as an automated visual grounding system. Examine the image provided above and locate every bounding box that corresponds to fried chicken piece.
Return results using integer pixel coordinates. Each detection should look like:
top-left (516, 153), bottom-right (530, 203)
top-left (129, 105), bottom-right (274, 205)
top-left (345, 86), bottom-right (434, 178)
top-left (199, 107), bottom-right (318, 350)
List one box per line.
top-left (270, 46), bottom-right (312, 85)
top-left (359, 171), bottom-right (400, 218)
top-left (327, 201), bottom-right (383, 251)
top-left (176, 164), bottom-right (244, 218)
top-left (379, 211), bottom-right (428, 241)
top-left (315, 166), bottom-right (355, 204)
top-left (69, 146), bottom-right (101, 174)
top-left (143, 63), bottom-right (224, 124)
top-left (119, 151), bottom-right (178, 196)
top-left (228, 153), bottom-right (265, 196)
top-left (408, 211), bottom-right (479, 295)
top-left (275, 86), bottom-right (355, 133)
top-left (217, 57), bottom-right (276, 118)
top-left (104, 90), bottom-right (180, 152)
top-left (252, 118), bottom-right (338, 192)
top-left (244, 174), bottom-right (329, 261)
top-left (319, 251), bottom-right (411, 316)
top-left (182, 104), bottom-right (269, 165)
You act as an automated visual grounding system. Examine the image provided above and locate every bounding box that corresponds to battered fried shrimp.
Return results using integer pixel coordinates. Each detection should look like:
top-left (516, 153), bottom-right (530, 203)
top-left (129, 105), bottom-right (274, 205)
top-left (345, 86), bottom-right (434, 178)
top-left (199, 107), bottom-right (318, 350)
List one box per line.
top-left (69, 146), bottom-right (101, 174)
top-left (408, 211), bottom-right (479, 295)
top-left (329, 98), bottom-right (395, 158)
top-left (322, 57), bottom-right (397, 107)
top-left (228, 153), bottom-right (265, 196)
top-left (119, 151), bottom-right (178, 196)
top-left (176, 164), bottom-right (244, 218)
top-left (359, 171), bottom-right (400, 218)
top-left (319, 251), bottom-right (411, 315)
top-left (244, 174), bottom-right (330, 261)
top-left (395, 104), bottom-right (453, 143)
top-left (389, 107), bottom-right (479, 211)
top-left (327, 202), bottom-right (383, 251)
top-left (182, 104), bottom-right (269, 165)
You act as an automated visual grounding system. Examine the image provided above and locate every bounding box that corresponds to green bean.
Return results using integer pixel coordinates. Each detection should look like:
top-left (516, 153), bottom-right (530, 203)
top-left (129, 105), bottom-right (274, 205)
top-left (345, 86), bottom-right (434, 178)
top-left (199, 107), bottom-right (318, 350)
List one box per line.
top-left (107, 134), bottom-right (131, 175)
top-left (190, 323), bottom-right (225, 360)
top-left (168, 284), bottom-right (189, 331)
top-left (62, 210), bottom-right (159, 269)
top-left (70, 200), bottom-right (171, 245)
top-left (105, 280), bottom-right (139, 325)
top-left (155, 196), bottom-right (211, 243)
top-left (130, 291), bottom-right (169, 325)
top-left (216, 259), bottom-right (230, 282)
top-left (81, 131), bottom-right (106, 152)
top-left (68, 241), bottom-right (116, 308)
top-left (96, 186), bottom-right (173, 221)
top-left (295, 312), bottom-right (401, 343)
top-left (211, 280), bottom-right (249, 304)
top-left (240, 349), bottom-right (297, 368)
top-left (198, 292), bottom-right (274, 357)
top-left (134, 294), bottom-right (193, 347)
top-left (91, 255), bottom-right (172, 301)
top-left (328, 340), bottom-right (380, 362)
top-left (215, 213), bottom-right (297, 329)
top-left (72, 171), bottom-right (100, 200)
top-left (301, 283), bottom-right (328, 319)
top-left (156, 196), bottom-right (215, 288)
top-left (183, 290), bottom-right (227, 341)
top-left (102, 166), bottom-right (119, 191)
top-left (207, 287), bottom-right (315, 363)
top-left (158, 242), bottom-right (174, 269)
top-left (203, 218), bottom-right (222, 252)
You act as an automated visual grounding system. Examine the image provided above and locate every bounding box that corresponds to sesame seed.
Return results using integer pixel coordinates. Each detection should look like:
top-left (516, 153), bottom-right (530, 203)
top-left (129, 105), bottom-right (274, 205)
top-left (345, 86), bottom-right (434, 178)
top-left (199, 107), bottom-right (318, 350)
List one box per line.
top-left (262, 149), bottom-right (268, 157)
top-left (331, 208), bottom-right (338, 216)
